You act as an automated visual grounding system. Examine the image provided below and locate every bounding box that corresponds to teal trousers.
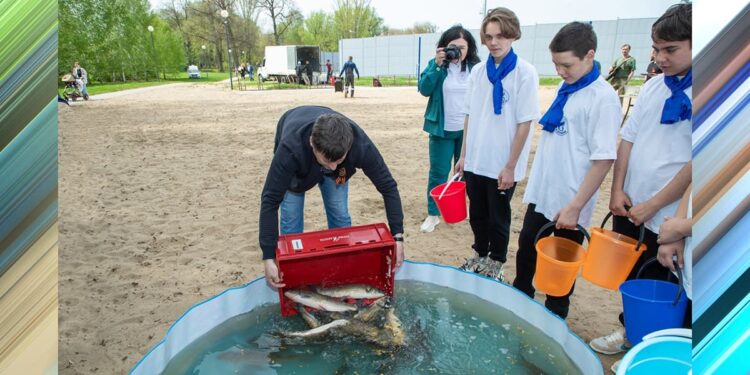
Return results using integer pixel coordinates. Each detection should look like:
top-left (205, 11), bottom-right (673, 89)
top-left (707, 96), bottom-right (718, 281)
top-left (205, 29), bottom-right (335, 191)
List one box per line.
top-left (426, 130), bottom-right (463, 216)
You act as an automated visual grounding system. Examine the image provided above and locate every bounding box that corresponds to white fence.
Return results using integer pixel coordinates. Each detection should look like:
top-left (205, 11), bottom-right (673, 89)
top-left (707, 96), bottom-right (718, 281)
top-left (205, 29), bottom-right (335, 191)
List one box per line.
top-left (339, 18), bottom-right (657, 77)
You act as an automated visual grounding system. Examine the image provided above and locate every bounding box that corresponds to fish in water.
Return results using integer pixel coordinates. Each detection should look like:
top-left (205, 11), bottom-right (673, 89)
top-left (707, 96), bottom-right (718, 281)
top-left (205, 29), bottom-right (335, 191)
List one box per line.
top-left (284, 289), bottom-right (357, 312)
top-left (283, 319), bottom-right (350, 339)
top-left (296, 303), bottom-right (321, 328)
top-left (383, 308), bottom-right (406, 347)
top-left (337, 309), bottom-right (405, 348)
top-left (315, 284), bottom-right (386, 299)
top-left (353, 297), bottom-right (390, 323)
top-left (315, 296), bottom-right (390, 324)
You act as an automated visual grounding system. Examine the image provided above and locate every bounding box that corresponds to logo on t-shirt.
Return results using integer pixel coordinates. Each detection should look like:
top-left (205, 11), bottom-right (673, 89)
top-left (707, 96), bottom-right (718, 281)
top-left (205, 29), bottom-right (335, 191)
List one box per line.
top-left (555, 117), bottom-right (569, 136)
top-left (503, 89), bottom-right (510, 104)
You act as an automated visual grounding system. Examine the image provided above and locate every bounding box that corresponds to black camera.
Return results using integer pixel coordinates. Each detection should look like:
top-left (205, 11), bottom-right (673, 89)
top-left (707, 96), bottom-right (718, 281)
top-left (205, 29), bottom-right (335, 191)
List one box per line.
top-left (443, 44), bottom-right (461, 66)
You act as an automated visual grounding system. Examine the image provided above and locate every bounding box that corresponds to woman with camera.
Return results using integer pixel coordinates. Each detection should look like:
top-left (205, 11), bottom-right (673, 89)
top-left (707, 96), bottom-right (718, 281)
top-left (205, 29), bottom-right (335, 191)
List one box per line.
top-left (418, 25), bottom-right (480, 233)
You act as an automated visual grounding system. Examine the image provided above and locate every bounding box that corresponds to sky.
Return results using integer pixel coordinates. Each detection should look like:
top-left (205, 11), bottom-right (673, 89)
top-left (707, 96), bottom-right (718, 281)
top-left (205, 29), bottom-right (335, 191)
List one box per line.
top-left (693, 0), bottom-right (748, 55)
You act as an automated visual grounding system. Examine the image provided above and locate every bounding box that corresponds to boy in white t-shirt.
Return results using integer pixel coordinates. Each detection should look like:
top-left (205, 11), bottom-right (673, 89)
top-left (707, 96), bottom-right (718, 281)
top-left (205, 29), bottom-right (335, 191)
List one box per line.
top-left (454, 7), bottom-right (540, 281)
top-left (512, 22), bottom-right (621, 319)
top-left (590, 4), bottom-right (692, 360)
top-left (657, 185), bottom-right (692, 301)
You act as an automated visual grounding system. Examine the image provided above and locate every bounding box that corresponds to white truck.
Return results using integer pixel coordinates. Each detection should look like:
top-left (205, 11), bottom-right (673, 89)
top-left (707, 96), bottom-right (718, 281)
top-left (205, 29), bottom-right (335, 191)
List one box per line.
top-left (257, 45), bottom-right (321, 84)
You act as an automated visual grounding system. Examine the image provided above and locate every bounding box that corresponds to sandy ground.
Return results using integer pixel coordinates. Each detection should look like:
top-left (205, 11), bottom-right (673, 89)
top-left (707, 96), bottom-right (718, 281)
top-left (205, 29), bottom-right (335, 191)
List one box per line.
top-left (58, 82), bottom-right (625, 374)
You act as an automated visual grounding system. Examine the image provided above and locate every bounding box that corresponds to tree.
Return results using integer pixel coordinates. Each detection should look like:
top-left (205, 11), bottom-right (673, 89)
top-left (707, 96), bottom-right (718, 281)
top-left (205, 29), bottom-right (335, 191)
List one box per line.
top-left (150, 17), bottom-right (187, 77)
top-left (384, 22), bottom-right (437, 35)
top-left (235, 0), bottom-right (261, 22)
top-left (59, 0), bottom-right (185, 82)
top-left (257, 0), bottom-right (302, 45)
top-left (333, 0), bottom-right (384, 39)
top-left (284, 11), bottom-right (336, 51)
top-left (159, 0), bottom-right (264, 71)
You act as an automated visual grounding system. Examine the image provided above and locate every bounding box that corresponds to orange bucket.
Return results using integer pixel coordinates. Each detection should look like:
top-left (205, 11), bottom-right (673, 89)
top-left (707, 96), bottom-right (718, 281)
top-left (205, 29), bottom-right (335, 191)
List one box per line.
top-left (582, 212), bottom-right (646, 290)
top-left (534, 222), bottom-right (590, 297)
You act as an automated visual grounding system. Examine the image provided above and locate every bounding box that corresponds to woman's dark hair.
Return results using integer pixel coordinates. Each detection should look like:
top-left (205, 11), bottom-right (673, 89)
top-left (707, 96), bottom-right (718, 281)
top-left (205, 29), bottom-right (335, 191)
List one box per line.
top-left (437, 25), bottom-right (480, 71)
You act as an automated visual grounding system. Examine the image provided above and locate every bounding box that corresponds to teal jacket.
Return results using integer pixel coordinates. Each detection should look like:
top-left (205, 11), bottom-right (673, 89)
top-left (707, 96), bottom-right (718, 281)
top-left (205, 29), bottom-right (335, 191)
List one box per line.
top-left (418, 58), bottom-right (476, 137)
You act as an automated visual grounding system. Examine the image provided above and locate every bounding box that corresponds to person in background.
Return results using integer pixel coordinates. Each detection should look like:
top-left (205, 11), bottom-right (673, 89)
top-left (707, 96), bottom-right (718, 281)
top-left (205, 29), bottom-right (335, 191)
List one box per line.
top-left (645, 50), bottom-right (663, 81)
top-left (72, 62), bottom-right (89, 100)
top-left (239, 63), bottom-right (247, 80)
top-left (607, 44), bottom-right (637, 98)
top-left (418, 25), bottom-right (481, 234)
top-left (340, 56), bottom-right (360, 98)
top-left (295, 60), bottom-right (303, 85)
top-left (304, 60), bottom-right (313, 85)
top-left (326, 59), bottom-right (333, 85)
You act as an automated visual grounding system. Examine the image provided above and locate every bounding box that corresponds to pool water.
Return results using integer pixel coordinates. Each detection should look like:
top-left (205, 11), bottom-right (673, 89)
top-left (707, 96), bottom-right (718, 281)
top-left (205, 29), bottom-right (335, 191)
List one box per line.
top-left (162, 281), bottom-right (583, 374)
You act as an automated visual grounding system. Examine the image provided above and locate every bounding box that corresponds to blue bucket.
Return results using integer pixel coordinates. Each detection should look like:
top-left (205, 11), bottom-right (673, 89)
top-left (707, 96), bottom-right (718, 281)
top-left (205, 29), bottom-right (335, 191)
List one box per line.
top-left (620, 258), bottom-right (688, 345)
top-left (616, 330), bottom-right (692, 375)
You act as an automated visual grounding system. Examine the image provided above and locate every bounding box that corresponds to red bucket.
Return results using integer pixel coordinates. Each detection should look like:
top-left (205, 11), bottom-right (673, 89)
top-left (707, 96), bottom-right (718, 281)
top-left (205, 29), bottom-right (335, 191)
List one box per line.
top-left (429, 179), bottom-right (467, 224)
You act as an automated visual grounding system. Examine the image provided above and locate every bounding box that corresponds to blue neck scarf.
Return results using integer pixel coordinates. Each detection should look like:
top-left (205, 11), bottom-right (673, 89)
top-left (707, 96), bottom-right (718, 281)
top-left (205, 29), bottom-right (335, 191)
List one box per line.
top-left (539, 63), bottom-right (601, 133)
top-left (661, 70), bottom-right (692, 124)
top-left (486, 49), bottom-right (518, 115)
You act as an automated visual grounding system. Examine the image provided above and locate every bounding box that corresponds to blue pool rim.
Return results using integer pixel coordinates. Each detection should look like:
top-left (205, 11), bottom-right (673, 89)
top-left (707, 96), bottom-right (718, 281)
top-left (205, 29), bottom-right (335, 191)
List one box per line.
top-left (129, 260), bottom-right (603, 373)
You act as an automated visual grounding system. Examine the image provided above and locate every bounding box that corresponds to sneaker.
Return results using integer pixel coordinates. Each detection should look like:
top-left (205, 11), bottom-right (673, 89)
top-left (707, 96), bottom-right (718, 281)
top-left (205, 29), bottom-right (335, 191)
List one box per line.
top-left (610, 359), bottom-right (621, 374)
top-left (481, 259), bottom-right (505, 282)
top-left (459, 254), bottom-right (487, 273)
top-left (420, 215), bottom-right (440, 232)
top-left (589, 327), bottom-right (632, 355)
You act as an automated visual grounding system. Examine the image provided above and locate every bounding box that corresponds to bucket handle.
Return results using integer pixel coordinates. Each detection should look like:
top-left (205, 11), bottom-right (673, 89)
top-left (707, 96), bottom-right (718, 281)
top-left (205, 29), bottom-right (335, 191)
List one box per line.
top-left (533, 221), bottom-right (591, 246)
top-left (635, 256), bottom-right (684, 306)
top-left (437, 172), bottom-right (462, 200)
top-left (600, 212), bottom-right (645, 252)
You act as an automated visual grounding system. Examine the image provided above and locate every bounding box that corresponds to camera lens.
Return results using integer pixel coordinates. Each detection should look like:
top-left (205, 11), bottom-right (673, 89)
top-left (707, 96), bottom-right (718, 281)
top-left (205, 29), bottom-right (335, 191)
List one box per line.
top-left (443, 45), bottom-right (461, 66)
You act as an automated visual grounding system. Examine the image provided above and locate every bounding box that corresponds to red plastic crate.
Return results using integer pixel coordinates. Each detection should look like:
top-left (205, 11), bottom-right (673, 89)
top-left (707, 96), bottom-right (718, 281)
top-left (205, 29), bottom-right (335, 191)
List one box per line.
top-left (275, 223), bottom-right (396, 317)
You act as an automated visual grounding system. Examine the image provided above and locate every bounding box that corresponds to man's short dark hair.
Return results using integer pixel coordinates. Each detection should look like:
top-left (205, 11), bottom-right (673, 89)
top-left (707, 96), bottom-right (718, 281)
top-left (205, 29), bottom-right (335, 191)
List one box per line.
top-left (549, 22), bottom-right (597, 59)
top-left (652, 3), bottom-right (691, 42)
top-left (311, 113), bottom-right (354, 161)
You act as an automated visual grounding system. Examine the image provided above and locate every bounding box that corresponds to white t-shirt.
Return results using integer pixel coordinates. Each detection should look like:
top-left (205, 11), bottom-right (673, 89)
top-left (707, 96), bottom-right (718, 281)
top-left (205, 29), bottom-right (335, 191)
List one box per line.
top-left (682, 195), bottom-right (692, 300)
top-left (620, 74), bottom-right (692, 233)
top-left (442, 62), bottom-right (470, 132)
top-left (668, 194), bottom-right (692, 300)
top-left (463, 58), bottom-right (540, 180)
top-left (523, 76), bottom-right (621, 227)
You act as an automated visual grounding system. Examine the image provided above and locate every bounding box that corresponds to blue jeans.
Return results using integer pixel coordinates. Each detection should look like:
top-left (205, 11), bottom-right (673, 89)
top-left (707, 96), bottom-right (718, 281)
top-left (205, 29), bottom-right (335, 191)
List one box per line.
top-left (279, 178), bottom-right (351, 234)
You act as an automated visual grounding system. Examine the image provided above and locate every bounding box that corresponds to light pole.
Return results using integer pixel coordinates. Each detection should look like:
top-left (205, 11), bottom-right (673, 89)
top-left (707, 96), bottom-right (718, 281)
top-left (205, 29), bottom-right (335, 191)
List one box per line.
top-left (201, 44), bottom-right (207, 69)
top-left (147, 25), bottom-right (159, 81)
top-left (221, 9), bottom-right (233, 90)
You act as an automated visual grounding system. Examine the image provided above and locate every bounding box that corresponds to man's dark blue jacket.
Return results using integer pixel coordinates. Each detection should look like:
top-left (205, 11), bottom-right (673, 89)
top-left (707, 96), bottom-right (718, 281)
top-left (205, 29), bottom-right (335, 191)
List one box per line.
top-left (259, 106), bottom-right (403, 259)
